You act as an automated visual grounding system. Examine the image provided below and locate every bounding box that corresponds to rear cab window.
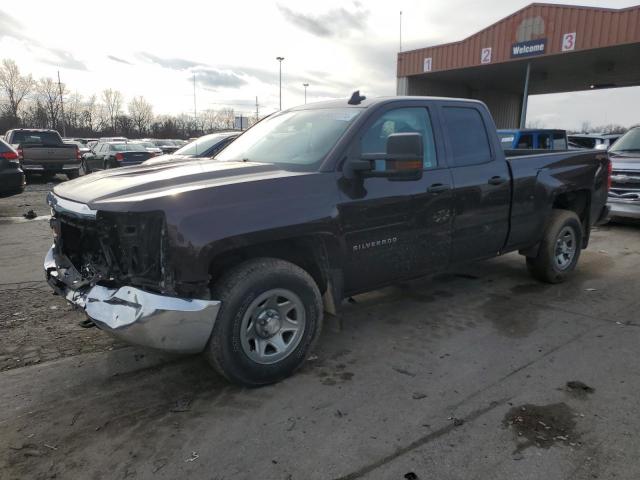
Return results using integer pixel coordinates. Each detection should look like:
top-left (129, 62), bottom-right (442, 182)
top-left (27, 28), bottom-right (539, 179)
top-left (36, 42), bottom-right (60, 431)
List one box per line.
top-left (10, 131), bottom-right (62, 146)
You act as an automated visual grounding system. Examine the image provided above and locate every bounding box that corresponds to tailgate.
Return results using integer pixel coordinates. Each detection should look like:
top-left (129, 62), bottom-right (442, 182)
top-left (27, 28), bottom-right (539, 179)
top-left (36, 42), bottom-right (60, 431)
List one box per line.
top-left (21, 145), bottom-right (78, 167)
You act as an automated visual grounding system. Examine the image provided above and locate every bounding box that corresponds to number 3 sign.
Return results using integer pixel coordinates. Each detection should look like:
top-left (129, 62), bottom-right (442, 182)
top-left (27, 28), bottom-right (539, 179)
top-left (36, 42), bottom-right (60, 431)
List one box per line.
top-left (562, 32), bottom-right (576, 51)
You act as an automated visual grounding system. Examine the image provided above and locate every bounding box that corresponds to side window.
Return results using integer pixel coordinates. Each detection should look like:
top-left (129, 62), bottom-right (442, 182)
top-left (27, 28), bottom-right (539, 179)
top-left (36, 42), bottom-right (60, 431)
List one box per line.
top-left (538, 134), bottom-right (551, 149)
top-left (361, 107), bottom-right (437, 170)
top-left (442, 107), bottom-right (492, 166)
top-left (553, 134), bottom-right (567, 150)
top-left (517, 135), bottom-right (533, 149)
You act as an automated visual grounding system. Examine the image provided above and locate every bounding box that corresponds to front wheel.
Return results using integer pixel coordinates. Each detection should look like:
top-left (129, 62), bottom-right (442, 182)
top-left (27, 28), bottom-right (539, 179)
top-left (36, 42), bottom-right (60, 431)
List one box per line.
top-left (526, 209), bottom-right (583, 283)
top-left (205, 258), bottom-right (323, 387)
top-left (66, 169), bottom-right (79, 180)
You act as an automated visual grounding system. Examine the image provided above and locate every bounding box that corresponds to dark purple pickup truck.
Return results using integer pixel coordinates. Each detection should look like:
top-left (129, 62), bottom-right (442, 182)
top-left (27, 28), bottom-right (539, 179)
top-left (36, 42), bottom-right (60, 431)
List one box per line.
top-left (44, 95), bottom-right (610, 386)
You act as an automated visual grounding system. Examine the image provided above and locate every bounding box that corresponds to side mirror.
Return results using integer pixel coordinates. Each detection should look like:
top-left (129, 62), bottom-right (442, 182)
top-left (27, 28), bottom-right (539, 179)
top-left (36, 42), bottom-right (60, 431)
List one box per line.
top-left (349, 132), bottom-right (424, 180)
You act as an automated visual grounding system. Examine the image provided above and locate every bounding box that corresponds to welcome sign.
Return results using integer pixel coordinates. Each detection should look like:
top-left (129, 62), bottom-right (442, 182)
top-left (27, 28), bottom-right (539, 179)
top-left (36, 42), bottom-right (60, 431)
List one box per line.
top-left (511, 38), bottom-right (547, 58)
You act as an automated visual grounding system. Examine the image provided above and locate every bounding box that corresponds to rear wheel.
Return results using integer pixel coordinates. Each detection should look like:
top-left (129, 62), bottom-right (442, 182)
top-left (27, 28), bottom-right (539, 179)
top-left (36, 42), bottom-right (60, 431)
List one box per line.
top-left (526, 209), bottom-right (583, 283)
top-left (205, 257), bottom-right (323, 387)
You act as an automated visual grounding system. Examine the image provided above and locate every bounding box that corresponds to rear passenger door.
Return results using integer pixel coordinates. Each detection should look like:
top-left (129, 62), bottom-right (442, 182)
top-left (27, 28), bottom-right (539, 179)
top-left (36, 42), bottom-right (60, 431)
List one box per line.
top-left (439, 103), bottom-right (511, 263)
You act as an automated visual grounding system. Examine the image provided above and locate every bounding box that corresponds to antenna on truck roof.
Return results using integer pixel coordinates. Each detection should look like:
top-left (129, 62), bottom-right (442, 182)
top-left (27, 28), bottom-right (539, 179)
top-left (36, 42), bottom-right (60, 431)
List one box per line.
top-left (348, 91), bottom-right (366, 105)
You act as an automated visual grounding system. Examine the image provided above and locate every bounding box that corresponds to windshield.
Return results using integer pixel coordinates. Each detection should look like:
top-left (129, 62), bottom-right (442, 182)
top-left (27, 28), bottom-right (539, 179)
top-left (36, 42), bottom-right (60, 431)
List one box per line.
top-left (176, 134), bottom-right (229, 156)
top-left (610, 128), bottom-right (640, 153)
top-left (215, 108), bottom-right (362, 169)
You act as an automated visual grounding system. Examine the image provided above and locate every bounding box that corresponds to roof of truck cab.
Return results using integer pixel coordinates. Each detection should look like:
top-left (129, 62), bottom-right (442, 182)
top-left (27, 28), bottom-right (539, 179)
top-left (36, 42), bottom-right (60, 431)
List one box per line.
top-left (289, 96), bottom-right (485, 110)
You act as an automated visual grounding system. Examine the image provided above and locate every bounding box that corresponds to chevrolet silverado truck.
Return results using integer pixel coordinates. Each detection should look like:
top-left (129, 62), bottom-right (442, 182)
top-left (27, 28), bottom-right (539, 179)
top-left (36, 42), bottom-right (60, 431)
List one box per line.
top-left (606, 126), bottom-right (640, 219)
top-left (44, 95), bottom-right (611, 386)
top-left (5, 128), bottom-right (81, 180)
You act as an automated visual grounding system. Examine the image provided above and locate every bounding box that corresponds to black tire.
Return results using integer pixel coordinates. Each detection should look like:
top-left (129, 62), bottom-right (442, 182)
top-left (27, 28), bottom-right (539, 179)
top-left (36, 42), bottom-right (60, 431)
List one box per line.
top-left (526, 209), bottom-right (583, 283)
top-left (103, 160), bottom-right (110, 170)
top-left (66, 169), bottom-right (79, 180)
top-left (205, 257), bottom-right (323, 387)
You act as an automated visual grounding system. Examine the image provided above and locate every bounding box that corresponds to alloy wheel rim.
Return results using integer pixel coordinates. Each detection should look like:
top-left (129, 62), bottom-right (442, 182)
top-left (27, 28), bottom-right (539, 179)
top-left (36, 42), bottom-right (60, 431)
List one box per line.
top-left (554, 226), bottom-right (576, 270)
top-left (240, 288), bottom-right (306, 365)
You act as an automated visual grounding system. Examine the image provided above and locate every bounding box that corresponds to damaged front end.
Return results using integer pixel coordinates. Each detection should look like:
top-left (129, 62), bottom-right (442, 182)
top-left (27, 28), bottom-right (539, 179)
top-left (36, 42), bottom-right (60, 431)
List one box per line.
top-left (44, 193), bottom-right (220, 353)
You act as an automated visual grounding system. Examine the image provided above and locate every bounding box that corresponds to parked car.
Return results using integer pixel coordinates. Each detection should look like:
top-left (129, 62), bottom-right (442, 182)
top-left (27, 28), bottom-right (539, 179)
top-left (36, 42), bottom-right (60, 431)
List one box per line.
top-left (145, 139), bottom-right (180, 155)
top-left (81, 141), bottom-right (154, 173)
top-left (0, 138), bottom-right (26, 196)
top-left (568, 133), bottom-right (622, 150)
top-left (131, 140), bottom-right (163, 156)
top-left (64, 140), bottom-right (91, 156)
top-left (143, 132), bottom-right (239, 165)
top-left (5, 129), bottom-right (81, 180)
top-left (498, 129), bottom-right (568, 150)
top-left (607, 127), bottom-right (640, 220)
top-left (45, 95), bottom-right (610, 386)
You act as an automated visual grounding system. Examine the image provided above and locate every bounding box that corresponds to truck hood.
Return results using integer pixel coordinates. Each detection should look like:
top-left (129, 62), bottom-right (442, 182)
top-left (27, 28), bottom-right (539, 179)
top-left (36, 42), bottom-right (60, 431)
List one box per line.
top-left (53, 159), bottom-right (306, 207)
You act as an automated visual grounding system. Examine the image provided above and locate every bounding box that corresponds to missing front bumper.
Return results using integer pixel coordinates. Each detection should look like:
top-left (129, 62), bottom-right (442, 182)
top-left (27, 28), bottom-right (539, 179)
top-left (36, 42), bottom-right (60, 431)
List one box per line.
top-left (44, 246), bottom-right (220, 353)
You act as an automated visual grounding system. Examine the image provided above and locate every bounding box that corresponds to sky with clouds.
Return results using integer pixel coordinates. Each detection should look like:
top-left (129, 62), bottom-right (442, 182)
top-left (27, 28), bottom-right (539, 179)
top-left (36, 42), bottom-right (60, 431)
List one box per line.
top-left (1, 0), bottom-right (638, 129)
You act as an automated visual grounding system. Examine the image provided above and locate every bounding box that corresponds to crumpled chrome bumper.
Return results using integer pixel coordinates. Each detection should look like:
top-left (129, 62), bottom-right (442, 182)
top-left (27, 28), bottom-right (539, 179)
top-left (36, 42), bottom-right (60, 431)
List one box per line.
top-left (44, 246), bottom-right (220, 353)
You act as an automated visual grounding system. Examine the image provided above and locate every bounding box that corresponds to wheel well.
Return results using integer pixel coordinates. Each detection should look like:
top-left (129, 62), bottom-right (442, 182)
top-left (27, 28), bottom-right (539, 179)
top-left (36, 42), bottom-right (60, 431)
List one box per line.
top-left (208, 236), bottom-right (333, 294)
top-left (552, 189), bottom-right (591, 247)
top-left (552, 190), bottom-right (590, 225)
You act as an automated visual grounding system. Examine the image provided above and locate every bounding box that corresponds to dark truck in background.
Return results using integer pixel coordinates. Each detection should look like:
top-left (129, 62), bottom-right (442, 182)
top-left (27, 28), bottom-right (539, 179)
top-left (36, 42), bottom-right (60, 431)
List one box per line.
top-left (44, 95), bottom-right (610, 386)
top-left (5, 128), bottom-right (81, 180)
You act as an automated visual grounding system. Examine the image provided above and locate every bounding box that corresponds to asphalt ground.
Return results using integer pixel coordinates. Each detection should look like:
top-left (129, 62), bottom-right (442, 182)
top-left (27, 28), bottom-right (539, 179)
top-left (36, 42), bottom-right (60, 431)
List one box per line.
top-left (1, 175), bottom-right (639, 480)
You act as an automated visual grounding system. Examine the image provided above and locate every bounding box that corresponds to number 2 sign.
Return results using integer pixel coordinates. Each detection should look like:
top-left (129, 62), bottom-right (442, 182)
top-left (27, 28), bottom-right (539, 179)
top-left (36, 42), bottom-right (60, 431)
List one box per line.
top-left (481, 47), bottom-right (492, 64)
top-left (562, 32), bottom-right (576, 52)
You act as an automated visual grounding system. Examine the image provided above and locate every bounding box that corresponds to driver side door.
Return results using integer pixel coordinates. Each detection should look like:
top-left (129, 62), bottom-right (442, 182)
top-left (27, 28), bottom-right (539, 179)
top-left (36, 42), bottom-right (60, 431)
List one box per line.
top-left (337, 104), bottom-right (453, 295)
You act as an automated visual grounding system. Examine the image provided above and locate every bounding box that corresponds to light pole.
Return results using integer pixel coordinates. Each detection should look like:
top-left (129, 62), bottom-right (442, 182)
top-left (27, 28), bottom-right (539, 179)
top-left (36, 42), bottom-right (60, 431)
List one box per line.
top-left (303, 83), bottom-right (309, 104)
top-left (276, 56), bottom-right (285, 110)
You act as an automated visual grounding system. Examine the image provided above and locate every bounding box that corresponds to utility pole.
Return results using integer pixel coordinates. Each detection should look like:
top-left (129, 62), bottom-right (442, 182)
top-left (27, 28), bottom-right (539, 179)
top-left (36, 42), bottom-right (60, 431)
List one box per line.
top-left (303, 83), bottom-right (309, 104)
top-left (193, 73), bottom-right (197, 131)
top-left (399, 11), bottom-right (403, 52)
top-left (255, 96), bottom-right (259, 122)
top-left (276, 56), bottom-right (284, 110)
top-left (57, 71), bottom-right (66, 137)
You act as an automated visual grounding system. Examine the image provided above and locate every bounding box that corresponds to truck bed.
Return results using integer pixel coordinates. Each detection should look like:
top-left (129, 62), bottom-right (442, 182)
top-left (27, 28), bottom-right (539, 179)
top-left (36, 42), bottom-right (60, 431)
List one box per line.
top-left (504, 149), bottom-right (609, 251)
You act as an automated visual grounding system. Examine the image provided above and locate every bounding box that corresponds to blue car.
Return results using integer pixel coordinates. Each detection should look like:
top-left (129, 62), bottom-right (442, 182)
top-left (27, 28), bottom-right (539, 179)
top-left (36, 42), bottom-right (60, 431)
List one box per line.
top-left (498, 129), bottom-right (568, 150)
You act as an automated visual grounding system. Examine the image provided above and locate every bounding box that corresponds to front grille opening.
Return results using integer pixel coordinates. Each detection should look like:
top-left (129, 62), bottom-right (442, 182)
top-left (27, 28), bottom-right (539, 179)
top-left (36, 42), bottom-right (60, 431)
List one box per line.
top-left (56, 211), bottom-right (168, 292)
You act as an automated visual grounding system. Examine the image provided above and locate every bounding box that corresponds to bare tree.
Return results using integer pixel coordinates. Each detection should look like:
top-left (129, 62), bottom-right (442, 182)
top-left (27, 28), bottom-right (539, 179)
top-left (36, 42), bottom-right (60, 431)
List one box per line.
top-left (81, 94), bottom-right (100, 132)
top-left (102, 88), bottom-right (123, 134)
top-left (37, 77), bottom-right (66, 129)
top-left (0, 59), bottom-right (34, 124)
top-left (64, 92), bottom-right (83, 131)
top-left (217, 108), bottom-right (235, 130)
top-left (128, 96), bottom-right (154, 136)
